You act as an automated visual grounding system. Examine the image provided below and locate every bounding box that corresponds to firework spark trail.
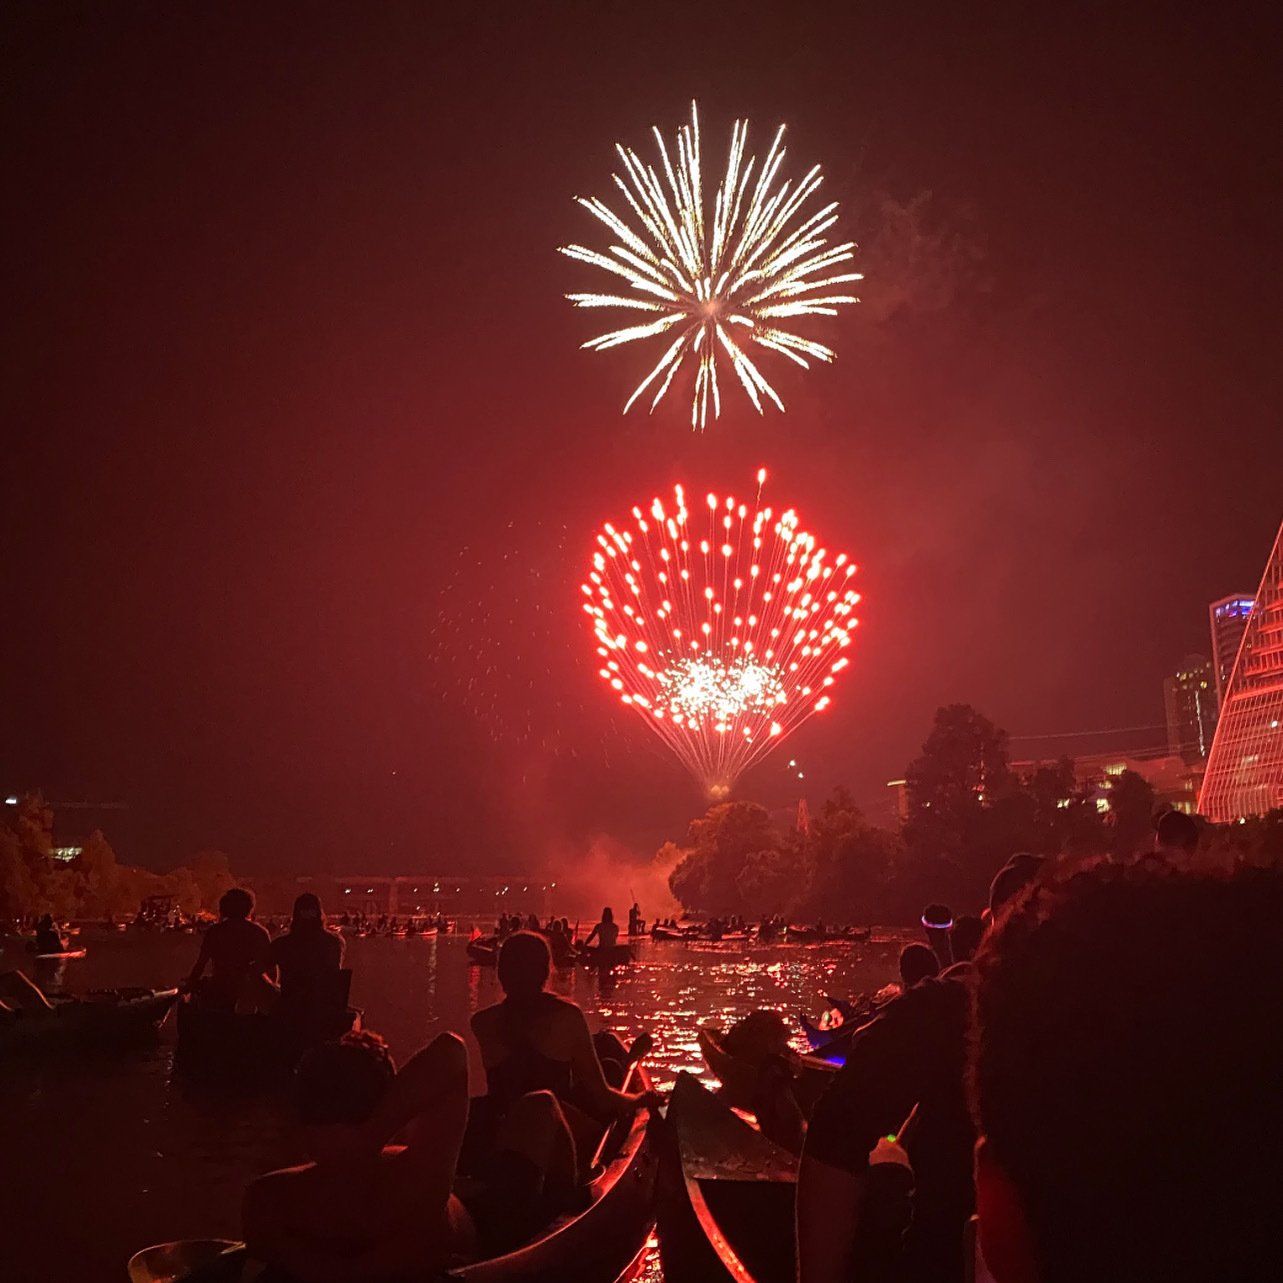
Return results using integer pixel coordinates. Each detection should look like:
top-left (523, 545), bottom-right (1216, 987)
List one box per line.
top-left (581, 470), bottom-right (861, 796)
top-left (561, 103), bottom-right (862, 430)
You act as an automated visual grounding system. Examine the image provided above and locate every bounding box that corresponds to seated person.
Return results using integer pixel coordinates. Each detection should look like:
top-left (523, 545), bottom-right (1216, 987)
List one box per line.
top-left (948, 913), bottom-right (985, 965)
top-left (271, 893), bottom-right (344, 1012)
top-left (243, 1029), bottom-right (473, 1281)
top-left (33, 914), bottom-right (65, 954)
top-left (971, 855), bottom-right (1283, 1283)
top-left (898, 942), bottom-right (940, 989)
top-left (799, 855), bottom-right (1045, 1283)
top-left (583, 907), bottom-right (619, 951)
top-left (186, 887), bottom-right (273, 1011)
top-left (469, 932), bottom-right (649, 1179)
top-left (699, 1009), bottom-right (805, 1152)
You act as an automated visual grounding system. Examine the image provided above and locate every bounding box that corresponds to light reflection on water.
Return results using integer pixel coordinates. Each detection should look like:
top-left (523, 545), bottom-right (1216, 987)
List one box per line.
top-left (0, 930), bottom-right (904, 1280)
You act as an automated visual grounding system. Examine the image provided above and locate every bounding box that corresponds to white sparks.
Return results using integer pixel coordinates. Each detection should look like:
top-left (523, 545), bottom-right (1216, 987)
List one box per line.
top-left (561, 103), bottom-right (861, 430)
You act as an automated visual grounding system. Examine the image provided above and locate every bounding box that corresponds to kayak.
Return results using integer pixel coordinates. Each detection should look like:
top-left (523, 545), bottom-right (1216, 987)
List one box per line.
top-left (0, 987), bottom-right (177, 1055)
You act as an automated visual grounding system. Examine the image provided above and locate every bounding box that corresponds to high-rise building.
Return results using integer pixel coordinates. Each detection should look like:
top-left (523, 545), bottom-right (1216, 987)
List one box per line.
top-left (1200, 519), bottom-right (1283, 822)
top-left (1163, 655), bottom-right (1217, 763)
top-left (1209, 592), bottom-right (1256, 710)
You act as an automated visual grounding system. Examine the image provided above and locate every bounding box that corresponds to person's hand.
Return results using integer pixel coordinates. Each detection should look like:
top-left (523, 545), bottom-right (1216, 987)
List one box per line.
top-left (637, 1089), bottom-right (664, 1114)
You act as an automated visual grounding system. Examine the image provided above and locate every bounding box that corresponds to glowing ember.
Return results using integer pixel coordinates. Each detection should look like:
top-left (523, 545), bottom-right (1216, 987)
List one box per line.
top-left (657, 656), bottom-right (786, 724)
top-left (581, 470), bottom-right (861, 796)
top-left (561, 102), bottom-right (861, 431)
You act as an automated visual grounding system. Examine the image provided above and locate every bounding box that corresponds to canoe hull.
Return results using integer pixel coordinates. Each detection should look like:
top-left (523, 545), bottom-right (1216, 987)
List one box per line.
top-left (173, 999), bottom-right (357, 1085)
top-left (0, 988), bottom-right (176, 1055)
top-left (452, 1068), bottom-right (657, 1282)
top-left (658, 1074), bottom-right (797, 1283)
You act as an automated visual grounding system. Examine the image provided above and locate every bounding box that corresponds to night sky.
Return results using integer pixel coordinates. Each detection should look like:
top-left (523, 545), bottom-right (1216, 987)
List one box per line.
top-left (4, 4), bottom-right (1280, 874)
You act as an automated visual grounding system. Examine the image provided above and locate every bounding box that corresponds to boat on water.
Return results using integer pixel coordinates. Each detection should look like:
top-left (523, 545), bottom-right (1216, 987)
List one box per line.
top-left (577, 942), bottom-right (634, 969)
top-left (28, 947), bottom-right (88, 960)
top-left (466, 937), bottom-right (499, 965)
top-left (658, 1072), bottom-right (798, 1283)
top-left (173, 973), bottom-right (359, 1085)
top-left (0, 986), bottom-right (177, 1055)
top-left (786, 924), bottom-right (872, 945)
top-left (129, 1059), bottom-right (659, 1283)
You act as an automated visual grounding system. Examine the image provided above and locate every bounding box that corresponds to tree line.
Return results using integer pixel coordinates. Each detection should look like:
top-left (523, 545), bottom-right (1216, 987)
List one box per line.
top-left (0, 793), bottom-right (240, 922)
top-left (665, 703), bottom-right (1283, 922)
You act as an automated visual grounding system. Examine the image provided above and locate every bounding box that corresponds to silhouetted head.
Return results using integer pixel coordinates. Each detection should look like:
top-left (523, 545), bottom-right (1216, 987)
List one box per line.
top-left (601, 907), bottom-right (614, 923)
top-left (988, 852), bottom-right (1046, 918)
top-left (921, 902), bottom-right (954, 931)
top-left (721, 1009), bottom-right (793, 1062)
top-left (972, 856), bottom-right (1283, 1283)
top-left (951, 914), bottom-right (985, 963)
top-left (219, 887), bottom-right (254, 920)
top-left (295, 1030), bottom-right (395, 1127)
top-left (290, 892), bottom-right (324, 932)
top-left (497, 930), bottom-right (551, 1000)
top-left (1155, 808), bottom-right (1199, 854)
top-left (38, 913), bottom-right (54, 930)
top-left (898, 942), bottom-right (940, 988)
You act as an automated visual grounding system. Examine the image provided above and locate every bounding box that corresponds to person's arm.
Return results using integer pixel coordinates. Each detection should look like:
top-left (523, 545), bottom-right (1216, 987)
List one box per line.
top-left (585, 923), bottom-right (601, 946)
top-left (360, 1031), bottom-right (470, 1155)
top-left (566, 1007), bottom-right (644, 1117)
top-left (186, 932), bottom-right (213, 987)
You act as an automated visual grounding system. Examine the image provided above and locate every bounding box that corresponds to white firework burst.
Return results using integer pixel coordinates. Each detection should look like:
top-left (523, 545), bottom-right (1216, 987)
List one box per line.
top-left (560, 102), bottom-right (861, 430)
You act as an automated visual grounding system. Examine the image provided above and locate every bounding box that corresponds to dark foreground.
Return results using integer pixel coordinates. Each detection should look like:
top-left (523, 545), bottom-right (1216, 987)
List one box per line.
top-left (0, 928), bottom-right (904, 1282)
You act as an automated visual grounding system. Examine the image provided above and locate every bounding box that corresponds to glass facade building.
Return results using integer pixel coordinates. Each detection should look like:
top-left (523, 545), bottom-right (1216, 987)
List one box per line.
top-left (1200, 521), bottom-right (1283, 822)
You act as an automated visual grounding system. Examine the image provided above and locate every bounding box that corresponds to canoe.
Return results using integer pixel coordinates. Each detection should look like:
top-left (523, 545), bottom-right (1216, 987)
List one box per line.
top-left (29, 948), bottom-right (88, 959)
top-left (450, 1059), bottom-right (657, 1282)
top-left (467, 938), bottom-right (499, 965)
top-left (144, 1061), bottom-right (658, 1283)
top-left (0, 987), bottom-right (177, 1055)
top-left (173, 988), bottom-right (358, 1085)
top-left (651, 925), bottom-right (696, 941)
top-left (578, 943), bottom-right (634, 969)
top-left (658, 1072), bottom-right (797, 1283)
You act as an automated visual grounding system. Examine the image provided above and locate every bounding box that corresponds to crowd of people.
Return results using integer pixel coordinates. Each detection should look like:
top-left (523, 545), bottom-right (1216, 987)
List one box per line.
top-left (184, 807), bottom-right (1283, 1282)
top-left (793, 808), bottom-right (1283, 1283)
top-left (10, 803), bottom-right (1275, 1282)
top-left (240, 918), bottom-right (655, 1277)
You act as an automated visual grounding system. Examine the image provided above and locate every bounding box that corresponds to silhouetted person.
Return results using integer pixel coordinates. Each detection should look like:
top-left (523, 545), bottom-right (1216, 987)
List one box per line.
top-left (469, 932), bottom-right (649, 1195)
top-left (898, 942), bottom-right (940, 989)
top-left (271, 893), bottom-right (343, 1013)
top-left (584, 906), bottom-right (618, 951)
top-left (972, 855), bottom-right (1283, 1283)
top-left (33, 914), bottom-right (64, 954)
top-left (800, 855), bottom-right (1045, 1283)
top-left (243, 1029), bottom-right (472, 1279)
top-left (186, 887), bottom-right (272, 1011)
top-left (920, 902), bottom-right (954, 967)
top-left (949, 914), bottom-right (985, 964)
top-left (1155, 807), bottom-right (1200, 858)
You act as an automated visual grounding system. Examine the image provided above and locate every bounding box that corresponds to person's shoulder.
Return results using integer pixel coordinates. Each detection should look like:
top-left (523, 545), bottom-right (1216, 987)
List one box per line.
top-left (248, 920), bottom-right (272, 941)
top-left (545, 993), bottom-right (586, 1024)
top-left (471, 1002), bottom-right (499, 1030)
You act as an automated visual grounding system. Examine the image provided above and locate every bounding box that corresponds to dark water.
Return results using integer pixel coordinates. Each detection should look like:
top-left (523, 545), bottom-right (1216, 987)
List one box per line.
top-left (1, 928), bottom-right (903, 1281)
